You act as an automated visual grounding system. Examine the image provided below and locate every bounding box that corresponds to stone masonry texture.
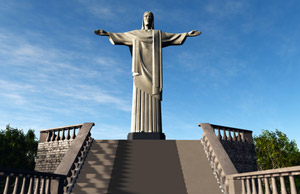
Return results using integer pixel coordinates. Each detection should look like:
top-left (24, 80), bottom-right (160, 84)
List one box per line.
top-left (35, 140), bottom-right (73, 173)
top-left (221, 140), bottom-right (257, 173)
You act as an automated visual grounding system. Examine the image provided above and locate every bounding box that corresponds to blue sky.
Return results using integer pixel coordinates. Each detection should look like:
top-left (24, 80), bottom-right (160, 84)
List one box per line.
top-left (1, 0), bottom-right (300, 145)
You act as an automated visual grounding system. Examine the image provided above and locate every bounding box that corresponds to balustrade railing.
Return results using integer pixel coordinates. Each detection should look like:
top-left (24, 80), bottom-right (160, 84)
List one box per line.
top-left (39, 124), bottom-right (83, 143)
top-left (228, 165), bottom-right (300, 194)
top-left (210, 124), bottom-right (253, 143)
top-left (0, 167), bottom-right (66, 194)
top-left (53, 122), bottom-right (94, 193)
top-left (199, 123), bottom-right (239, 194)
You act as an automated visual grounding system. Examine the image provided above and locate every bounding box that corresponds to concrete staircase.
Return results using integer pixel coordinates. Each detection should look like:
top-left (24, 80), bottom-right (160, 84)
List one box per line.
top-left (72, 140), bottom-right (222, 194)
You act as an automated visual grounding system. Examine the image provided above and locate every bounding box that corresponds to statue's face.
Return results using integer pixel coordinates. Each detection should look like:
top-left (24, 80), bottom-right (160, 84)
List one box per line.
top-left (143, 13), bottom-right (153, 28)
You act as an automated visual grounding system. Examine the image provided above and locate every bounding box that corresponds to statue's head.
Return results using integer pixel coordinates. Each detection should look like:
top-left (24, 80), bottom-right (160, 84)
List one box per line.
top-left (142, 11), bottom-right (154, 30)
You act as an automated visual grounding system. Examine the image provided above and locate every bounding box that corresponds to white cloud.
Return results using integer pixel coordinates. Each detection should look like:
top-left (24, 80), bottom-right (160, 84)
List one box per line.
top-left (205, 0), bottom-right (248, 17)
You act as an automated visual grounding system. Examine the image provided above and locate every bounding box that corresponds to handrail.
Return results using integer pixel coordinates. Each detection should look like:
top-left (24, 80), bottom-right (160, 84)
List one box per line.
top-left (0, 167), bottom-right (66, 194)
top-left (228, 166), bottom-right (300, 194)
top-left (199, 123), bottom-right (239, 194)
top-left (209, 124), bottom-right (253, 143)
top-left (53, 122), bottom-right (94, 193)
top-left (39, 124), bottom-right (83, 143)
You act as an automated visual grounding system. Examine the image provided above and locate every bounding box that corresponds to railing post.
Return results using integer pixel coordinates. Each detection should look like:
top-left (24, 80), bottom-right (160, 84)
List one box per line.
top-left (28, 176), bottom-right (34, 194)
top-left (20, 176), bottom-right (27, 194)
top-left (237, 131), bottom-right (241, 142)
top-left (13, 176), bottom-right (20, 194)
top-left (61, 129), bottom-right (65, 140)
top-left (280, 176), bottom-right (287, 194)
top-left (241, 131), bottom-right (245, 142)
top-left (271, 177), bottom-right (278, 194)
top-left (4, 176), bottom-right (11, 194)
top-left (257, 178), bottom-right (263, 194)
top-left (72, 127), bottom-right (76, 139)
top-left (264, 178), bottom-right (271, 194)
top-left (46, 131), bottom-right (51, 142)
top-left (228, 129), bottom-right (232, 141)
top-left (66, 128), bottom-right (71, 140)
top-left (251, 178), bottom-right (257, 194)
top-left (223, 129), bottom-right (227, 140)
top-left (46, 177), bottom-right (51, 194)
top-left (246, 178), bottom-right (251, 194)
top-left (40, 176), bottom-right (46, 194)
top-left (241, 179), bottom-right (246, 194)
top-left (51, 131), bottom-right (56, 141)
top-left (289, 175), bottom-right (297, 194)
top-left (34, 176), bottom-right (41, 194)
top-left (233, 130), bottom-right (237, 141)
top-left (217, 128), bottom-right (221, 140)
top-left (55, 130), bottom-right (60, 141)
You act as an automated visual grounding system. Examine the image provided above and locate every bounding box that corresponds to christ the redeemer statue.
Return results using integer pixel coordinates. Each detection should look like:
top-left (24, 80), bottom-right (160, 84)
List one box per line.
top-left (94, 11), bottom-right (201, 140)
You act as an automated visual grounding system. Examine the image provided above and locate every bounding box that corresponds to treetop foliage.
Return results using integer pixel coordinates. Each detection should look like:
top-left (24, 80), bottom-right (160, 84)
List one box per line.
top-left (0, 125), bottom-right (38, 170)
top-left (254, 129), bottom-right (300, 170)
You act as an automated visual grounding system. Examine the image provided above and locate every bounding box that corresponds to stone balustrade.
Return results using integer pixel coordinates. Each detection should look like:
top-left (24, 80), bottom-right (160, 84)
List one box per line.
top-left (53, 122), bottom-right (94, 193)
top-left (199, 123), bottom-right (239, 194)
top-left (228, 165), bottom-right (300, 194)
top-left (35, 124), bottom-right (87, 173)
top-left (0, 167), bottom-right (65, 194)
top-left (39, 124), bottom-right (83, 143)
top-left (210, 124), bottom-right (253, 143)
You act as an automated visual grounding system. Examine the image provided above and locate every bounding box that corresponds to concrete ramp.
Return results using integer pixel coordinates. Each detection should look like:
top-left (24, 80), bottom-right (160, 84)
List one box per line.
top-left (72, 140), bottom-right (222, 194)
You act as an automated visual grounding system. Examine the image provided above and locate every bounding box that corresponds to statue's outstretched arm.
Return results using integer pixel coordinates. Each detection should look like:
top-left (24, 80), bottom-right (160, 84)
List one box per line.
top-left (94, 29), bottom-right (109, 36)
top-left (187, 30), bottom-right (201, 37)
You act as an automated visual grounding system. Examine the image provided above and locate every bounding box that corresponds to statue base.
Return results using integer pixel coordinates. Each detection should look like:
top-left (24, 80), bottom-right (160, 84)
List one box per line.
top-left (127, 132), bottom-right (166, 140)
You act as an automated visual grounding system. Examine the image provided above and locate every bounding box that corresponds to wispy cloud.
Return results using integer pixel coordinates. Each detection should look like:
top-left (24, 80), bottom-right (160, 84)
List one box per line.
top-left (205, 0), bottom-right (249, 17)
top-left (0, 30), bottom-right (131, 115)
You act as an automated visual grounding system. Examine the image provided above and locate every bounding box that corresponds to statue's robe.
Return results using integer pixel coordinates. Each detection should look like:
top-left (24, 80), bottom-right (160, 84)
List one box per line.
top-left (108, 30), bottom-right (187, 133)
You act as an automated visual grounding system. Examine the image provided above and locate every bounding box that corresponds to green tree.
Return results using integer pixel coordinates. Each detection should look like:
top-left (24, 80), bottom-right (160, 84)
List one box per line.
top-left (254, 129), bottom-right (300, 192)
top-left (0, 125), bottom-right (38, 170)
top-left (254, 129), bottom-right (300, 170)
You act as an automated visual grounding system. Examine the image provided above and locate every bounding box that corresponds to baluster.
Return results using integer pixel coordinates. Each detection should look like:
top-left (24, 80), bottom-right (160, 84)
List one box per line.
top-left (72, 128), bottom-right (76, 139)
top-left (4, 176), bottom-right (11, 194)
top-left (34, 176), bottom-right (41, 194)
top-left (237, 131), bottom-right (241, 142)
top-left (242, 131), bottom-right (245, 142)
top-left (20, 176), bottom-right (28, 194)
top-left (228, 129), bottom-right (232, 141)
top-left (51, 131), bottom-right (56, 141)
top-left (46, 131), bottom-right (51, 142)
top-left (66, 128), bottom-right (71, 140)
top-left (289, 175), bottom-right (297, 194)
top-left (264, 178), bottom-right (271, 194)
top-left (13, 176), bottom-right (20, 194)
top-left (257, 178), bottom-right (263, 194)
top-left (217, 128), bottom-right (222, 140)
top-left (232, 130), bottom-right (237, 141)
top-left (61, 129), bottom-right (65, 140)
top-left (246, 178), bottom-right (251, 194)
top-left (55, 130), bottom-right (60, 141)
top-left (45, 177), bottom-right (51, 194)
top-left (241, 179), bottom-right (246, 194)
top-left (280, 176), bottom-right (287, 194)
top-left (40, 176), bottom-right (46, 194)
top-left (271, 177), bottom-right (278, 194)
top-left (252, 178), bottom-right (257, 194)
top-left (222, 129), bottom-right (227, 140)
top-left (28, 176), bottom-right (34, 194)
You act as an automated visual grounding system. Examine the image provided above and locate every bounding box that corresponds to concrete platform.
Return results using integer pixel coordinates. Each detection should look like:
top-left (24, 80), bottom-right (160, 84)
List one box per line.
top-left (72, 140), bottom-right (222, 194)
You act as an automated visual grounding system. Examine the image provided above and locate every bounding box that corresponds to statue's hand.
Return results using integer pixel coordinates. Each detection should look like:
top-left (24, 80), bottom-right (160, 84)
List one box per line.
top-left (188, 30), bottom-right (201, 37)
top-left (94, 29), bottom-right (108, 36)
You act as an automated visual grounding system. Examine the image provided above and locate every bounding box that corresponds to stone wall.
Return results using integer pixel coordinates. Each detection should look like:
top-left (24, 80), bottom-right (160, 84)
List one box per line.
top-left (220, 140), bottom-right (257, 173)
top-left (35, 139), bottom-right (73, 173)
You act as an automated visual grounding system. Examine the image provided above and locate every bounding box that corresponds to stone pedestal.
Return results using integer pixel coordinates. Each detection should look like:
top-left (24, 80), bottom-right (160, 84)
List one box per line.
top-left (127, 132), bottom-right (166, 140)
